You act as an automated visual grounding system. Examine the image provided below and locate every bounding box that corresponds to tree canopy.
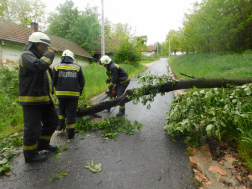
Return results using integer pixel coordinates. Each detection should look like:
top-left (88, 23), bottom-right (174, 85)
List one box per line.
top-left (165, 0), bottom-right (252, 54)
top-left (46, 0), bottom-right (100, 56)
top-left (0, 0), bottom-right (46, 27)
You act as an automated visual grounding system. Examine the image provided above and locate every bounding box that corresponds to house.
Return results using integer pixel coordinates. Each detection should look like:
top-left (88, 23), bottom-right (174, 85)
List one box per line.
top-left (141, 46), bottom-right (157, 57)
top-left (92, 39), bottom-right (119, 62)
top-left (0, 20), bottom-right (93, 68)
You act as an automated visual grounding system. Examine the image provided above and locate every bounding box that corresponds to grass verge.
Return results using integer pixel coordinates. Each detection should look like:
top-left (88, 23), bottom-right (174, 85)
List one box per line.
top-left (169, 50), bottom-right (252, 79)
top-left (82, 62), bottom-right (147, 100)
top-left (140, 56), bottom-right (160, 63)
top-left (168, 51), bottom-right (252, 171)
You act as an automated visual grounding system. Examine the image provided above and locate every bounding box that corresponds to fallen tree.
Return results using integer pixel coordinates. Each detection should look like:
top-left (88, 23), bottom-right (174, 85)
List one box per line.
top-left (77, 78), bottom-right (252, 117)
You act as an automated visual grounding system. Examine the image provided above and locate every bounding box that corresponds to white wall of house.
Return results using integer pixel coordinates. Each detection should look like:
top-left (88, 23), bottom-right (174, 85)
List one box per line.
top-left (0, 41), bottom-right (23, 68)
top-left (0, 41), bottom-right (90, 68)
top-left (51, 54), bottom-right (90, 68)
top-left (141, 51), bottom-right (156, 57)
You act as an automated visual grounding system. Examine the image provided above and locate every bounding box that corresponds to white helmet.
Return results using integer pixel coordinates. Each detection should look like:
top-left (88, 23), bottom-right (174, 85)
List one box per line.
top-left (99, 55), bottom-right (111, 65)
top-left (28, 32), bottom-right (50, 46)
top-left (62, 49), bottom-right (75, 60)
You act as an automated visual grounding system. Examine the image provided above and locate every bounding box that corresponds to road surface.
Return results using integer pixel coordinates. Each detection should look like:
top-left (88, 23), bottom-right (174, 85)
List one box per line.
top-left (0, 58), bottom-right (195, 189)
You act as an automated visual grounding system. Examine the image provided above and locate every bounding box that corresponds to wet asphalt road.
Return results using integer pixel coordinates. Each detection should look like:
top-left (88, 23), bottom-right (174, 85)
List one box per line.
top-left (0, 58), bottom-right (196, 189)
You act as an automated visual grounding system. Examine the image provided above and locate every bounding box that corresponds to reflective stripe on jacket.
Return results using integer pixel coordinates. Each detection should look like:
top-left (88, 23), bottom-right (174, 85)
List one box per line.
top-left (18, 50), bottom-right (55, 105)
top-left (106, 61), bottom-right (129, 86)
top-left (53, 62), bottom-right (85, 99)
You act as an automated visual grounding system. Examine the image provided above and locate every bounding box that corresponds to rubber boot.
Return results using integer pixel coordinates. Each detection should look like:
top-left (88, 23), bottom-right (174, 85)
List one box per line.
top-left (24, 149), bottom-right (47, 163)
top-left (37, 145), bottom-right (58, 152)
top-left (67, 128), bottom-right (75, 139)
top-left (56, 125), bottom-right (64, 131)
top-left (116, 108), bottom-right (125, 117)
top-left (37, 140), bottom-right (58, 152)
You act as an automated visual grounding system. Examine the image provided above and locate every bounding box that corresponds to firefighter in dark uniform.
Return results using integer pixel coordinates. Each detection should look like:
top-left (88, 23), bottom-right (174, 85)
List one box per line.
top-left (99, 55), bottom-right (130, 117)
top-left (19, 32), bottom-right (59, 163)
top-left (53, 49), bottom-right (85, 139)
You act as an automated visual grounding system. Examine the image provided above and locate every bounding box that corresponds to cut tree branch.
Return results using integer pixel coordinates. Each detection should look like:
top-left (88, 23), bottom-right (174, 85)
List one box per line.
top-left (77, 78), bottom-right (252, 117)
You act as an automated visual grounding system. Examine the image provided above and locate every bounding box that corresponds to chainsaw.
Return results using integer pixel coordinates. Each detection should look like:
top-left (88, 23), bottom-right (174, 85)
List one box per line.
top-left (99, 88), bottom-right (117, 102)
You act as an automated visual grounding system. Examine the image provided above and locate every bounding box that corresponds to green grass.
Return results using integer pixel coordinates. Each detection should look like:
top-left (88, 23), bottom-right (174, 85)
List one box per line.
top-left (82, 63), bottom-right (147, 99)
top-left (159, 55), bottom-right (169, 58)
top-left (169, 50), bottom-right (252, 79)
top-left (0, 63), bottom-right (147, 139)
top-left (0, 68), bottom-right (23, 139)
top-left (169, 51), bottom-right (252, 171)
top-left (140, 56), bottom-right (160, 63)
top-left (0, 93), bottom-right (23, 139)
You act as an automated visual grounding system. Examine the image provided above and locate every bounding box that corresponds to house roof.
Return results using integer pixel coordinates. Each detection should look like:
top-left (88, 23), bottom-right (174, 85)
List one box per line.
top-left (92, 39), bottom-right (120, 53)
top-left (147, 46), bottom-right (157, 52)
top-left (0, 19), bottom-right (93, 59)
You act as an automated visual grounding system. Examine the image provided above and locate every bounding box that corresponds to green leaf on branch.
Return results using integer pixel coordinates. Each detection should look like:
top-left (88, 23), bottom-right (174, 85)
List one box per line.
top-left (54, 146), bottom-right (69, 158)
top-left (49, 170), bottom-right (67, 182)
top-left (85, 161), bottom-right (101, 173)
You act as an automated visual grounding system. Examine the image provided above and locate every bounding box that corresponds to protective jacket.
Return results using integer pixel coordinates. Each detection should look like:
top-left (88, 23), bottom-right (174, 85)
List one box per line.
top-left (53, 62), bottom-right (85, 99)
top-left (19, 50), bottom-right (55, 105)
top-left (106, 61), bottom-right (129, 87)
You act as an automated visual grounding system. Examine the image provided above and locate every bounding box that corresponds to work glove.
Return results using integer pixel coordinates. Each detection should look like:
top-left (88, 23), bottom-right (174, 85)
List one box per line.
top-left (48, 46), bottom-right (59, 53)
top-left (106, 78), bottom-right (111, 84)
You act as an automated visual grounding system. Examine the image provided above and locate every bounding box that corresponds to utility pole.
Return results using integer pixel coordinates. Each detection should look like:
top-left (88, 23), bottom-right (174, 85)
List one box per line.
top-left (157, 42), bottom-right (158, 57)
top-left (101, 0), bottom-right (105, 56)
top-left (169, 37), bottom-right (170, 59)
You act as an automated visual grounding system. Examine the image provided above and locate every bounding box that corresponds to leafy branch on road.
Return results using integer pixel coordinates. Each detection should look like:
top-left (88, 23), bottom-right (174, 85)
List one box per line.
top-left (49, 170), bottom-right (68, 182)
top-left (76, 117), bottom-right (143, 140)
top-left (54, 146), bottom-right (69, 158)
top-left (164, 84), bottom-right (252, 171)
top-left (132, 72), bottom-right (175, 109)
top-left (0, 133), bottom-right (23, 175)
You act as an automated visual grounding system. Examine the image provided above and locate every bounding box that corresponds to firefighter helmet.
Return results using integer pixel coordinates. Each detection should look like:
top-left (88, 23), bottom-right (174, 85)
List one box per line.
top-left (28, 32), bottom-right (50, 46)
top-left (99, 55), bottom-right (112, 65)
top-left (62, 49), bottom-right (75, 60)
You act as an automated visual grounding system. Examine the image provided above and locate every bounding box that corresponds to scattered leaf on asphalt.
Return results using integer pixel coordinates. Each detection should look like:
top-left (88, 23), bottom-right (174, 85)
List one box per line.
top-left (85, 161), bottom-right (101, 173)
top-left (49, 170), bottom-right (67, 182)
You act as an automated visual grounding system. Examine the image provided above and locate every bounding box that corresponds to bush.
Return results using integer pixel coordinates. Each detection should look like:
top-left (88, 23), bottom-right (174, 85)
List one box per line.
top-left (113, 39), bottom-right (141, 65)
top-left (164, 85), bottom-right (252, 170)
top-left (0, 67), bottom-right (23, 139)
top-left (0, 67), bottom-right (19, 98)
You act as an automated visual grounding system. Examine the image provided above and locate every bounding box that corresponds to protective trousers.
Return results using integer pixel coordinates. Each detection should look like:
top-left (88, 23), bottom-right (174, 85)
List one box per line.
top-left (116, 81), bottom-right (129, 110)
top-left (58, 98), bottom-right (78, 130)
top-left (22, 104), bottom-right (58, 159)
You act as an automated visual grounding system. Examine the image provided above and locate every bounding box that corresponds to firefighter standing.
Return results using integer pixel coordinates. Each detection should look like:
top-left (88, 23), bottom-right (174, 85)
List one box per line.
top-left (99, 55), bottom-right (130, 116)
top-left (19, 32), bottom-right (58, 163)
top-left (53, 50), bottom-right (85, 139)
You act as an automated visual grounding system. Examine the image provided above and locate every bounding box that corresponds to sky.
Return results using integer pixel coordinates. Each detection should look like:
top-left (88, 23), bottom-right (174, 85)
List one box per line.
top-left (42, 0), bottom-right (202, 45)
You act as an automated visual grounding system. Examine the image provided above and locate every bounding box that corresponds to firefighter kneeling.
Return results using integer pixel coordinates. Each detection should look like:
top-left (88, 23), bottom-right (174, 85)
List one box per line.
top-left (99, 55), bottom-right (130, 116)
top-left (53, 50), bottom-right (85, 139)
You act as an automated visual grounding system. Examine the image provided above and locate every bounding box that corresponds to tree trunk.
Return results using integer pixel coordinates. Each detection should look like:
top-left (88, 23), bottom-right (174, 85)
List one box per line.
top-left (77, 78), bottom-right (252, 117)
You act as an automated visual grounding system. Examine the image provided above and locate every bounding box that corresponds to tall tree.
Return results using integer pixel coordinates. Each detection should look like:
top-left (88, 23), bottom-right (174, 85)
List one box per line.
top-left (0, 0), bottom-right (8, 16)
top-left (67, 5), bottom-right (101, 56)
top-left (166, 0), bottom-right (252, 53)
top-left (47, 1), bottom-right (101, 55)
top-left (0, 0), bottom-right (46, 27)
top-left (111, 23), bottom-right (134, 42)
top-left (46, 0), bottom-right (79, 38)
top-left (134, 35), bottom-right (148, 55)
